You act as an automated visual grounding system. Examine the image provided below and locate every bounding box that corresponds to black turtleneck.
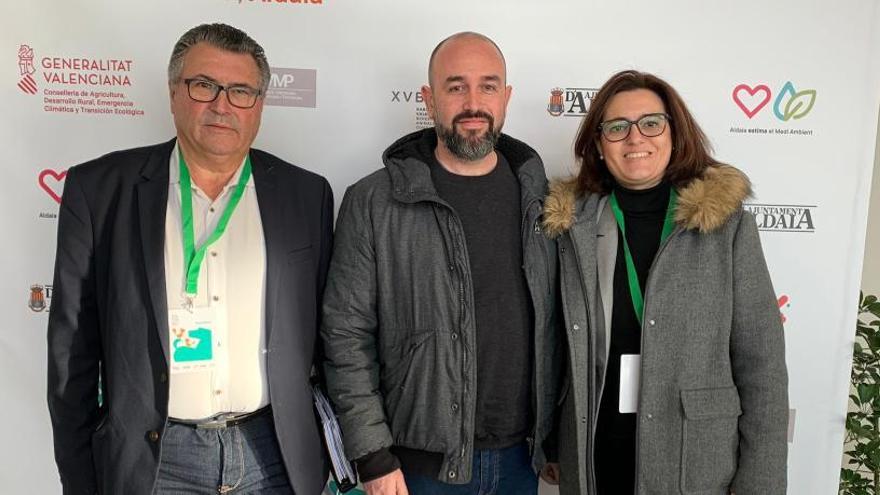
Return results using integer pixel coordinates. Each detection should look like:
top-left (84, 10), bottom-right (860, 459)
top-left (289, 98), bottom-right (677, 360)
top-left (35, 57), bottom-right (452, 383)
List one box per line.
top-left (595, 180), bottom-right (671, 494)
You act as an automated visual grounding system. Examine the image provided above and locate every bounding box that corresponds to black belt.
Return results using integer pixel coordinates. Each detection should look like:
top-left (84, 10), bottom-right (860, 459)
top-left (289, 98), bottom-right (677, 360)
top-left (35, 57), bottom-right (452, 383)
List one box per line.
top-left (169, 405), bottom-right (272, 430)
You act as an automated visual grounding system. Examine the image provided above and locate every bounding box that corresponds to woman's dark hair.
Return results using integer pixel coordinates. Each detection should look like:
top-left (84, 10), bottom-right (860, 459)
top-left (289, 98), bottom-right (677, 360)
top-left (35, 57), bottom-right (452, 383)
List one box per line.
top-left (574, 70), bottom-right (721, 194)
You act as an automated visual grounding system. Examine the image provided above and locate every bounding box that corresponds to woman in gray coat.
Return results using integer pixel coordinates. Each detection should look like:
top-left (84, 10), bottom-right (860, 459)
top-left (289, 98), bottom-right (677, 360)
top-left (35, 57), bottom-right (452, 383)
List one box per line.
top-left (541, 70), bottom-right (788, 494)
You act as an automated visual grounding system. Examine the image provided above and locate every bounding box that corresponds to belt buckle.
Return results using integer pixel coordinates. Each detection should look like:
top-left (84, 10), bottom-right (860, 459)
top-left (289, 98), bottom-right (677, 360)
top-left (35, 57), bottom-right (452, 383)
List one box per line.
top-left (194, 419), bottom-right (230, 429)
top-left (194, 414), bottom-right (236, 430)
top-left (189, 406), bottom-right (267, 429)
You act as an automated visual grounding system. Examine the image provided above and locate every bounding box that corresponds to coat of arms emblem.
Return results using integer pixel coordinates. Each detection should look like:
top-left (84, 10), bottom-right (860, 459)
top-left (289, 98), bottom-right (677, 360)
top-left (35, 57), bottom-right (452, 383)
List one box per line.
top-left (547, 88), bottom-right (564, 116)
top-left (29, 284), bottom-right (46, 312)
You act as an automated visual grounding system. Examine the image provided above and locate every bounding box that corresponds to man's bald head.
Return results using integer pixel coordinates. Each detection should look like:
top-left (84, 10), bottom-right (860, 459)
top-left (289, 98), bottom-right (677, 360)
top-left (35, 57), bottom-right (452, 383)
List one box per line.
top-left (427, 32), bottom-right (507, 88)
top-left (421, 32), bottom-right (512, 165)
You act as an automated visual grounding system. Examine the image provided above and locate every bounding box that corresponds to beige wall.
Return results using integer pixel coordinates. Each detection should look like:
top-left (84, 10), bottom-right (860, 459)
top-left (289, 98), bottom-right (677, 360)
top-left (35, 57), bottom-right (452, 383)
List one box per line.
top-left (862, 112), bottom-right (880, 296)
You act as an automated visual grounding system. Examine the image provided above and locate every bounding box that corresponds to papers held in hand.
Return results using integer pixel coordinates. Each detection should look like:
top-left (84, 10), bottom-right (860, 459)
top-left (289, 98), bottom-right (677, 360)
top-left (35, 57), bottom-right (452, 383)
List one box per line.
top-left (313, 384), bottom-right (358, 492)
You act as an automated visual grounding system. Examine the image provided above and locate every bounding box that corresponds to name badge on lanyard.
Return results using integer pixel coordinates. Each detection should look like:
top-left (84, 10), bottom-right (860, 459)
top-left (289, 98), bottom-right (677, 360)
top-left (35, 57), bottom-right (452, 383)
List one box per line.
top-left (169, 306), bottom-right (218, 374)
top-left (619, 354), bottom-right (641, 414)
top-left (167, 149), bottom-right (251, 375)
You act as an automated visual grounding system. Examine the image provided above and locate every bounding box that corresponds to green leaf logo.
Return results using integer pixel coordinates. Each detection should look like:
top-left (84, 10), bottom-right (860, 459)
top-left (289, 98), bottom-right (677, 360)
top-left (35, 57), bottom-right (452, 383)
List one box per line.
top-left (784, 89), bottom-right (817, 120)
top-left (773, 81), bottom-right (817, 121)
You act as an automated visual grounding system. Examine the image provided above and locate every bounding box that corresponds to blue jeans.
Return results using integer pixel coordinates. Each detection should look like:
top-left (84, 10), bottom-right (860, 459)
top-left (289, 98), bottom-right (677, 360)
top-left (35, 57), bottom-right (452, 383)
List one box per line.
top-left (154, 410), bottom-right (292, 494)
top-left (402, 442), bottom-right (537, 495)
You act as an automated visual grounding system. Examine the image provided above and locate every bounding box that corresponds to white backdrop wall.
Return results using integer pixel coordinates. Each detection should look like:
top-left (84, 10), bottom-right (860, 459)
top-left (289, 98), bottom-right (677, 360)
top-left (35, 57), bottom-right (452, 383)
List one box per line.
top-left (862, 119), bottom-right (880, 296)
top-left (2, 1), bottom-right (879, 493)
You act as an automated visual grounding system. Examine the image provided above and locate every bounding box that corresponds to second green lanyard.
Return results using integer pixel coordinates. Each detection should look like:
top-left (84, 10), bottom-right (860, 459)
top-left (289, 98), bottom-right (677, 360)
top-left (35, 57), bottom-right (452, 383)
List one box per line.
top-left (608, 189), bottom-right (677, 327)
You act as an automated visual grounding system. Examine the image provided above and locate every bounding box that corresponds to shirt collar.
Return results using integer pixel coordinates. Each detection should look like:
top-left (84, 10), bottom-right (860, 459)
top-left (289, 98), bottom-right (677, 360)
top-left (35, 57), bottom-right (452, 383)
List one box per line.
top-left (168, 142), bottom-right (254, 192)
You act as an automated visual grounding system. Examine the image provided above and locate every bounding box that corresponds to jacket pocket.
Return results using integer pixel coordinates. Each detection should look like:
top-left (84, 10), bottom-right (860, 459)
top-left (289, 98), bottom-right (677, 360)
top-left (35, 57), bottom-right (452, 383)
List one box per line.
top-left (680, 386), bottom-right (741, 494)
top-left (380, 329), bottom-right (436, 393)
top-left (91, 413), bottom-right (114, 490)
top-left (380, 328), bottom-right (438, 444)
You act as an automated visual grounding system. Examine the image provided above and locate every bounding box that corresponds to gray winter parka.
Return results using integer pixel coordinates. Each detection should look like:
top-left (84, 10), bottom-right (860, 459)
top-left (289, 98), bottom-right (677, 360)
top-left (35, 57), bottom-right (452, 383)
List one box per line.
top-left (543, 165), bottom-right (788, 494)
top-left (321, 129), bottom-right (560, 484)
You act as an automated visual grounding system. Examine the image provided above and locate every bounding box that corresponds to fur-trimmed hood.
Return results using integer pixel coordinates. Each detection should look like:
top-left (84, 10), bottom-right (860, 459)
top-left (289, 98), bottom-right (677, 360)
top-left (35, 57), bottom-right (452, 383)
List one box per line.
top-left (543, 165), bottom-right (752, 237)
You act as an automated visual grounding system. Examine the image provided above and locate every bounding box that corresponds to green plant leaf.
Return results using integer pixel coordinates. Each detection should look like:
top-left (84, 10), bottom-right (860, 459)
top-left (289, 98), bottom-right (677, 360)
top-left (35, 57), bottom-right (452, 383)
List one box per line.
top-left (843, 292), bottom-right (880, 494)
top-left (850, 422), bottom-right (876, 440)
top-left (840, 467), bottom-right (857, 481)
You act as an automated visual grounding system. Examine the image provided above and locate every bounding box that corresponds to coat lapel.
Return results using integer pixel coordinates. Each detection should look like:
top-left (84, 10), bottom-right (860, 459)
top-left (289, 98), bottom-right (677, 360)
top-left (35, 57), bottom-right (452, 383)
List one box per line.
top-left (251, 151), bottom-right (283, 345)
top-left (137, 139), bottom-right (174, 365)
top-left (596, 197), bottom-right (617, 361)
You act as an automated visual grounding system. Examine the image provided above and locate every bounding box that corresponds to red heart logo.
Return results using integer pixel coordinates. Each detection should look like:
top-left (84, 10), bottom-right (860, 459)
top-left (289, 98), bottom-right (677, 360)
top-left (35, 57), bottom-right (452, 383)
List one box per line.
top-left (38, 169), bottom-right (67, 204)
top-left (777, 294), bottom-right (789, 324)
top-left (732, 84), bottom-right (772, 119)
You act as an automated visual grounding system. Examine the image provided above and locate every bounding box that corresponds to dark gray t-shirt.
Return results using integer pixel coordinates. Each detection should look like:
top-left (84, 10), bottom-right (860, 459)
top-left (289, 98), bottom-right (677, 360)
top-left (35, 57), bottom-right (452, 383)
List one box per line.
top-left (430, 152), bottom-right (533, 449)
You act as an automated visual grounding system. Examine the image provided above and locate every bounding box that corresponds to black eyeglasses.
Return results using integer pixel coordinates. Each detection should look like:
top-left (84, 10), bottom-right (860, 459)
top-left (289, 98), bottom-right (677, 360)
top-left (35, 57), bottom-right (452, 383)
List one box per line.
top-left (182, 78), bottom-right (262, 109)
top-left (598, 113), bottom-right (671, 142)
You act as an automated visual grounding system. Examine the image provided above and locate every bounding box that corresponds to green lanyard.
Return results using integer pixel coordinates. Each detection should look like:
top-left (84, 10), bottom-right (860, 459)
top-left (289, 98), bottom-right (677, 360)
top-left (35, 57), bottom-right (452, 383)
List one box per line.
top-left (608, 189), bottom-right (678, 327)
top-left (178, 150), bottom-right (252, 298)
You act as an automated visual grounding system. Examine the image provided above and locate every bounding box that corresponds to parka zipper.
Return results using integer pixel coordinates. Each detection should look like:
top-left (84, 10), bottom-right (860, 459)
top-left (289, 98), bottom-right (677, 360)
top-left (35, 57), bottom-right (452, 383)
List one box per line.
top-left (444, 207), bottom-right (474, 483)
top-left (430, 198), bottom-right (475, 482)
top-left (520, 197), bottom-right (541, 458)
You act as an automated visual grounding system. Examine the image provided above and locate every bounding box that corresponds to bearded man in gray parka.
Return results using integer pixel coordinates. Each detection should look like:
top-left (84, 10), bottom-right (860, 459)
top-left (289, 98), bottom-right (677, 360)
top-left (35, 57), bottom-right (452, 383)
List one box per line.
top-left (321, 32), bottom-right (560, 495)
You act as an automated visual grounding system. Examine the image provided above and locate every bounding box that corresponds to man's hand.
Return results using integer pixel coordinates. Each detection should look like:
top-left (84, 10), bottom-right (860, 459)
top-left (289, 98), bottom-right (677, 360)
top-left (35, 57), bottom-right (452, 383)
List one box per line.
top-left (540, 462), bottom-right (561, 485)
top-left (363, 469), bottom-right (409, 495)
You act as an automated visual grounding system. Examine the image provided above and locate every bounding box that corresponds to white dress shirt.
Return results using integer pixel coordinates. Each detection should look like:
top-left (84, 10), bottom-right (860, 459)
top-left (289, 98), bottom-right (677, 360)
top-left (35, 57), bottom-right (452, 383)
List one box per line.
top-left (164, 144), bottom-right (269, 420)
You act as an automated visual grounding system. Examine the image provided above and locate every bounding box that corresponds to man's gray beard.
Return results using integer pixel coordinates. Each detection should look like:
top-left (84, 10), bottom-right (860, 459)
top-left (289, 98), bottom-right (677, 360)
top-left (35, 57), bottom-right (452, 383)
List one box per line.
top-left (436, 123), bottom-right (500, 162)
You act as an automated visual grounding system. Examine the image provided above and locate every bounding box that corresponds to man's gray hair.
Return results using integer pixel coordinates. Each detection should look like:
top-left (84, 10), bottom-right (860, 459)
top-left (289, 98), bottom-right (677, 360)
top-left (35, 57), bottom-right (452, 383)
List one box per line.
top-left (168, 23), bottom-right (270, 93)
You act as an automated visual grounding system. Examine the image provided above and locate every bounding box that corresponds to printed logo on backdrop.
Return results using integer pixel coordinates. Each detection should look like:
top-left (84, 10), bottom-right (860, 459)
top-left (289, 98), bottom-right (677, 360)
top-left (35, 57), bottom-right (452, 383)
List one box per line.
top-left (730, 81), bottom-right (816, 136)
top-left (744, 203), bottom-right (816, 233)
top-left (266, 68), bottom-right (317, 108)
top-left (390, 89), bottom-right (433, 130)
top-left (15, 44), bottom-right (145, 117)
top-left (547, 87), bottom-right (599, 117)
top-left (17, 45), bottom-right (37, 94)
top-left (778, 294), bottom-right (791, 324)
top-left (28, 284), bottom-right (52, 312)
top-left (37, 168), bottom-right (67, 219)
